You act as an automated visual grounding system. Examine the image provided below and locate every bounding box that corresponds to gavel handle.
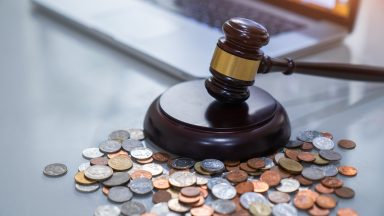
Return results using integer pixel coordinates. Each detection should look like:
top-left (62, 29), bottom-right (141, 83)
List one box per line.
top-left (258, 55), bottom-right (384, 82)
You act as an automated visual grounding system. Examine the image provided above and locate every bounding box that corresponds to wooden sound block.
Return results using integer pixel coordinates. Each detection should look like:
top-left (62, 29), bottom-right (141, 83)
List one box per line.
top-left (144, 80), bottom-right (291, 160)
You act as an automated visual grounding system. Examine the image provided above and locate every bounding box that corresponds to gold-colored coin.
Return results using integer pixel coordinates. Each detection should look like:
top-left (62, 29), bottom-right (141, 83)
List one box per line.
top-left (194, 162), bottom-right (211, 176)
top-left (313, 154), bottom-right (329, 165)
top-left (278, 158), bottom-right (303, 174)
top-left (107, 155), bottom-right (133, 171)
top-left (136, 157), bottom-right (154, 164)
top-left (74, 171), bottom-right (96, 185)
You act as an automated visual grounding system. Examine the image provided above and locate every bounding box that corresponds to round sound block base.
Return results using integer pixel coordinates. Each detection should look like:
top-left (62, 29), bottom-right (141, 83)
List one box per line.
top-left (144, 80), bottom-right (291, 160)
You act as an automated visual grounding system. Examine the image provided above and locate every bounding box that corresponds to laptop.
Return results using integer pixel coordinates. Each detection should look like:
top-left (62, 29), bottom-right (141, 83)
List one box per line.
top-left (32, 0), bottom-right (360, 80)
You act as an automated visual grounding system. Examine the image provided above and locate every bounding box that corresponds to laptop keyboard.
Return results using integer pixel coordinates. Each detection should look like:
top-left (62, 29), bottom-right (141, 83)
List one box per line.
top-left (172, 0), bottom-right (305, 36)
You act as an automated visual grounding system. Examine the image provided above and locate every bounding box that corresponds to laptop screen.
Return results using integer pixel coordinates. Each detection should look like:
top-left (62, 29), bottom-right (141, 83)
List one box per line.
top-left (289, 0), bottom-right (351, 18)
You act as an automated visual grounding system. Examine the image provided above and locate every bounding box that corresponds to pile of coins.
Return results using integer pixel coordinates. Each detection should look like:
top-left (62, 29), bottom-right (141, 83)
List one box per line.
top-left (44, 129), bottom-right (359, 216)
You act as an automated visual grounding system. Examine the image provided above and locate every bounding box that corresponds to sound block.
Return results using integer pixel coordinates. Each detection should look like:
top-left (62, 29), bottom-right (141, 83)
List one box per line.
top-left (144, 80), bottom-right (291, 160)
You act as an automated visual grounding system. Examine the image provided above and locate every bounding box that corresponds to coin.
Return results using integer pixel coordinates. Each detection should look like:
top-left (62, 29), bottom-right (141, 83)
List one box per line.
top-left (153, 177), bottom-right (170, 190)
top-left (321, 131), bottom-right (333, 140)
top-left (249, 202), bottom-right (272, 216)
top-left (294, 175), bottom-right (313, 186)
top-left (178, 193), bottom-right (200, 204)
top-left (90, 157), bottom-right (109, 166)
top-left (102, 172), bottom-right (130, 187)
top-left (78, 162), bottom-right (90, 172)
top-left (212, 183), bottom-right (237, 200)
top-left (99, 140), bottom-right (122, 154)
top-left (312, 164), bottom-right (338, 177)
top-left (260, 170), bottom-right (281, 187)
top-left (315, 195), bottom-right (337, 209)
top-left (274, 153), bottom-right (286, 164)
top-left (82, 147), bottom-right (104, 159)
top-left (75, 183), bottom-right (100, 193)
top-left (152, 190), bottom-right (172, 204)
top-left (201, 159), bottom-right (224, 173)
top-left (270, 166), bottom-right (291, 179)
top-left (285, 140), bottom-right (304, 148)
top-left (235, 181), bottom-right (254, 194)
top-left (239, 162), bottom-right (258, 173)
top-left (337, 208), bottom-right (358, 216)
top-left (315, 183), bottom-right (334, 194)
top-left (108, 130), bottom-right (130, 142)
top-left (252, 180), bottom-right (269, 193)
top-left (337, 139), bottom-right (356, 149)
top-left (150, 202), bottom-right (172, 215)
top-left (171, 157), bottom-right (196, 169)
top-left (308, 205), bottom-right (330, 216)
top-left (284, 149), bottom-right (299, 161)
top-left (128, 177), bottom-right (153, 194)
top-left (297, 130), bottom-right (321, 142)
top-left (121, 201), bottom-right (146, 216)
top-left (301, 142), bottom-right (314, 151)
top-left (278, 158), bottom-right (303, 174)
top-left (262, 157), bottom-right (275, 170)
top-left (321, 177), bottom-right (343, 188)
top-left (211, 199), bottom-right (236, 214)
top-left (335, 186), bottom-right (355, 199)
top-left (152, 152), bottom-right (170, 163)
top-left (108, 155), bottom-right (133, 171)
top-left (181, 186), bottom-right (201, 197)
top-left (224, 160), bottom-right (241, 167)
top-left (136, 157), bottom-right (154, 164)
top-left (195, 174), bottom-right (209, 185)
top-left (338, 166), bottom-right (357, 176)
top-left (272, 203), bottom-right (298, 216)
top-left (74, 171), bottom-right (96, 185)
top-left (319, 150), bottom-right (342, 161)
top-left (121, 139), bottom-right (144, 152)
top-left (127, 128), bottom-right (145, 140)
top-left (84, 165), bottom-right (113, 181)
top-left (247, 158), bottom-right (265, 169)
top-left (268, 191), bottom-right (291, 204)
top-left (107, 150), bottom-right (129, 159)
top-left (194, 162), bottom-right (212, 175)
top-left (43, 163), bottom-right (67, 177)
top-left (276, 178), bottom-right (300, 193)
top-left (168, 198), bottom-right (190, 213)
top-left (226, 165), bottom-right (240, 172)
top-left (207, 177), bottom-right (230, 190)
top-left (313, 137), bottom-right (334, 150)
top-left (94, 205), bottom-right (121, 216)
top-left (142, 163), bottom-right (163, 176)
top-left (297, 189), bottom-right (319, 202)
top-left (297, 152), bottom-right (315, 162)
top-left (108, 186), bottom-right (133, 203)
top-left (169, 171), bottom-right (196, 187)
top-left (313, 153), bottom-right (329, 165)
top-left (190, 205), bottom-right (213, 216)
top-left (130, 170), bottom-right (152, 180)
top-left (293, 193), bottom-right (314, 210)
top-left (239, 192), bottom-right (269, 209)
top-left (301, 167), bottom-right (325, 181)
top-left (226, 170), bottom-right (248, 183)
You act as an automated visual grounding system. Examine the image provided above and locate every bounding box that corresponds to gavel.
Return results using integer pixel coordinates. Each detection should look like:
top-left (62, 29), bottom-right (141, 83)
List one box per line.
top-left (205, 17), bottom-right (384, 104)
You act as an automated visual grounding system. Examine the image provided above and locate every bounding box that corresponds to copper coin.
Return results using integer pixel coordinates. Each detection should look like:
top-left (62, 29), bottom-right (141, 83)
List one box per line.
top-left (226, 170), bottom-right (248, 183)
top-left (107, 150), bottom-right (129, 159)
top-left (270, 166), bottom-right (291, 179)
top-left (293, 193), bottom-right (314, 210)
top-left (190, 205), bottom-right (214, 216)
top-left (190, 196), bottom-right (205, 207)
top-left (308, 205), bottom-right (330, 216)
top-left (321, 177), bottom-right (343, 188)
top-left (252, 180), bottom-right (269, 193)
top-left (226, 165), bottom-right (240, 172)
top-left (338, 166), bottom-right (357, 177)
top-left (224, 160), bottom-right (241, 167)
top-left (102, 186), bottom-right (109, 196)
top-left (130, 170), bottom-right (153, 179)
top-left (247, 158), bottom-right (265, 169)
top-left (235, 182), bottom-right (254, 194)
top-left (152, 152), bottom-right (170, 163)
top-left (268, 191), bottom-right (290, 204)
top-left (181, 186), bottom-right (201, 197)
top-left (321, 132), bottom-right (333, 140)
top-left (152, 177), bottom-right (170, 190)
top-left (297, 152), bottom-right (315, 162)
top-left (335, 186), bottom-right (355, 199)
top-left (294, 175), bottom-right (313, 186)
top-left (297, 189), bottom-right (319, 201)
top-left (152, 190), bottom-right (172, 204)
top-left (178, 193), bottom-right (200, 204)
top-left (337, 139), bottom-right (356, 149)
top-left (136, 157), bottom-right (154, 164)
top-left (315, 183), bottom-right (334, 194)
top-left (200, 187), bottom-right (209, 198)
top-left (337, 208), bottom-right (358, 216)
top-left (284, 149), bottom-right (299, 161)
top-left (315, 195), bottom-right (337, 209)
top-left (301, 142), bottom-right (314, 151)
top-left (90, 157), bottom-right (109, 166)
top-left (278, 157), bottom-right (303, 174)
top-left (239, 162), bottom-right (257, 173)
top-left (260, 170), bottom-right (281, 187)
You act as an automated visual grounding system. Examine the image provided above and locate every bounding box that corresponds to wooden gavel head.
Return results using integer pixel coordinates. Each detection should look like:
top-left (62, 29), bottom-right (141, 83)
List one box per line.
top-left (205, 17), bottom-right (270, 104)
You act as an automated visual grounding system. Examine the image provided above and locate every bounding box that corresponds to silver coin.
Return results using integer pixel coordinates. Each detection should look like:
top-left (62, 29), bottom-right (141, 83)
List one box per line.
top-left (121, 139), bottom-right (144, 152)
top-left (121, 201), bottom-right (146, 216)
top-left (78, 162), bottom-right (90, 172)
top-left (82, 147), bottom-right (104, 159)
top-left (301, 167), bottom-right (325, 181)
top-left (313, 137), bottom-right (335, 150)
top-left (169, 172), bottom-right (196, 187)
top-left (297, 130), bottom-right (321, 142)
top-left (195, 174), bottom-right (210, 185)
top-left (201, 159), bottom-right (224, 173)
top-left (109, 130), bottom-right (130, 142)
top-left (239, 192), bottom-right (269, 209)
top-left (211, 199), bottom-right (236, 214)
top-left (319, 150), bottom-right (342, 161)
top-left (43, 163), bottom-right (67, 177)
top-left (75, 183), bottom-right (100, 193)
top-left (150, 202), bottom-right (173, 216)
top-left (272, 203), bottom-right (298, 216)
top-left (84, 165), bottom-right (113, 181)
top-left (127, 128), bottom-right (145, 140)
top-left (207, 177), bottom-right (231, 190)
top-left (130, 147), bottom-right (153, 160)
top-left (102, 172), bottom-right (130, 187)
top-left (142, 163), bottom-right (164, 176)
top-left (212, 183), bottom-right (237, 200)
top-left (108, 186), bottom-right (133, 203)
top-left (285, 140), bottom-right (304, 148)
top-left (94, 205), bottom-right (121, 216)
top-left (128, 177), bottom-right (153, 194)
top-left (262, 157), bottom-right (275, 170)
top-left (311, 164), bottom-right (338, 177)
top-left (276, 178), bottom-right (300, 193)
top-left (274, 153), bottom-right (286, 164)
top-left (99, 140), bottom-right (122, 154)
top-left (171, 157), bottom-right (196, 169)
